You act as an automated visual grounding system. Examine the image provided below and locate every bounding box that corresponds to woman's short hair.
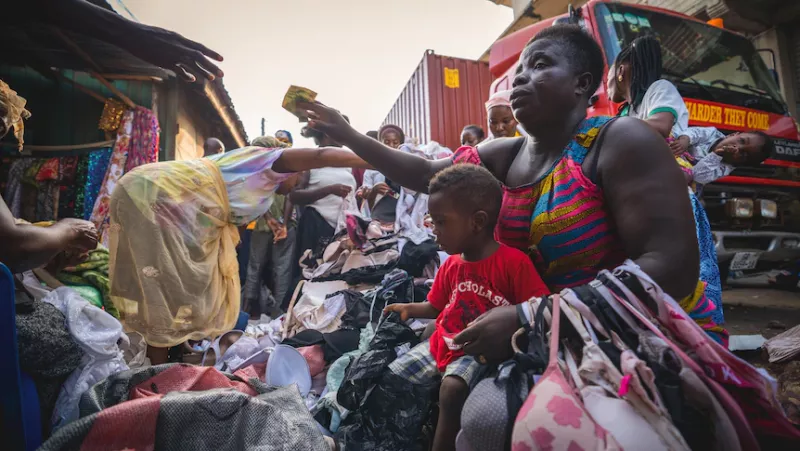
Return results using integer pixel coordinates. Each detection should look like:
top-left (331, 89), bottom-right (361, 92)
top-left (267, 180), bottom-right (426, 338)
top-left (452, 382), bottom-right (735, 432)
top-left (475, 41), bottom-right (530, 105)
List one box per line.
top-left (526, 24), bottom-right (605, 97)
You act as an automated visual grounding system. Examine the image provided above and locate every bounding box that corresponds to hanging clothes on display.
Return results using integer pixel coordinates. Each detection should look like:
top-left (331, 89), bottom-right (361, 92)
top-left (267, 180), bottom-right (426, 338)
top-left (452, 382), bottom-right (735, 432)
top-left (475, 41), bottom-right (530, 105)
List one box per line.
top-left (57, 156), bottom-right (80, 219)
top-left (124, 106), bottom-right (160, 172)
top-left (89, 110), bottom-right (133, 243)
top-left (4, 158), bottom-right (33, 217)
top-left (82, 148), bottom-right (113, 220)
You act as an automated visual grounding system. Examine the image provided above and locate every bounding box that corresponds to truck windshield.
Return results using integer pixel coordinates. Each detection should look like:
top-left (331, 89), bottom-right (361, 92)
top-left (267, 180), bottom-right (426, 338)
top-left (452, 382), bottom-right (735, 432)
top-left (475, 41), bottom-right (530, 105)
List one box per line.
top-left (595, 3), bottom-right (788, 115)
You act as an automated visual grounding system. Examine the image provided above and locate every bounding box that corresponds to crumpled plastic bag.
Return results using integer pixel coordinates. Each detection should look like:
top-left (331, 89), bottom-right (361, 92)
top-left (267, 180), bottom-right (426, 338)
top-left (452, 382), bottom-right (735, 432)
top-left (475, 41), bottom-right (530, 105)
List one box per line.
top-left (335, 372), bottom-right (437, 451)
top-left (45, 287), bottom-right (128, 430)
top-left (336, 314), bottom-right (419, 411)
top-left (120, 332), bottom-right (150, 369)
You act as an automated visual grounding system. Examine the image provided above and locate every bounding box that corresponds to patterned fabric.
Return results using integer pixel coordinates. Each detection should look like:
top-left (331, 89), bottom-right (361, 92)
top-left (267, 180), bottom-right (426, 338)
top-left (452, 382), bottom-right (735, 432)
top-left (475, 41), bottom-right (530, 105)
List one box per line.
top-left (83, 148), bottom-right (114, 220)
top-left (90, 110), bottom-right (133, 245)
top-left (73, 156), bottom-right (89, 218)
top-left (453, 116), bottom-right (627, 291)
top-left (207, 146), bottom-right (292, 226)
top-left (690, 191), bottom-right (724, 326)
top-left (98, 98), bottom-right (126, 132)
top-left (388, 340), bottom-right (484, 387)
top-left (57, 157), bottom-right (79, 220)
top-left (35, 181), bottom-right (58, 222)
top-left (124, 106), bottom-right (160, 173)
top-left (108, 159), bottom-right (241, 347)
top-left (5, 158), bottom-right (33, 217)
top-left (35, 158), bottom-right (59, 182)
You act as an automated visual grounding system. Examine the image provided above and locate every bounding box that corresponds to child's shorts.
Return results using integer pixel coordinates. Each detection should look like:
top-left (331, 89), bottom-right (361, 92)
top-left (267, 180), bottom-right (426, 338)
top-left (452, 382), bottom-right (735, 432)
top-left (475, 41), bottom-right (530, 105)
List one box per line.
top-left (388, 340), bottom-right (485, 387)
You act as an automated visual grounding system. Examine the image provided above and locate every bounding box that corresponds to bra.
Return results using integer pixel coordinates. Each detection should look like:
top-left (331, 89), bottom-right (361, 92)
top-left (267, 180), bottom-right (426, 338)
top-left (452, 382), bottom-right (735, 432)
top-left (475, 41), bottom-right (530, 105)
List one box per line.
top-left (511, 296), bottom-right (622, 450)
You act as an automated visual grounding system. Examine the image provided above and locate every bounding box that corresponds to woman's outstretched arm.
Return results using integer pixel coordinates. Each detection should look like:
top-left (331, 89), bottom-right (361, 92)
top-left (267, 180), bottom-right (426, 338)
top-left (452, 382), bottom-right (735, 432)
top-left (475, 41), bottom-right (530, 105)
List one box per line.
top-left (297, 102), bottom-right (451, 192)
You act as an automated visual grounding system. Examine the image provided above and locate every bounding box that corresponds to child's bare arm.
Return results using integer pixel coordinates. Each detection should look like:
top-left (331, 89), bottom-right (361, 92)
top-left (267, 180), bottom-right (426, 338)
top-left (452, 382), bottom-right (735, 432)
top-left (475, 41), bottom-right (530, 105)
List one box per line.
top-left (384, 301), bottom-right (440, 321)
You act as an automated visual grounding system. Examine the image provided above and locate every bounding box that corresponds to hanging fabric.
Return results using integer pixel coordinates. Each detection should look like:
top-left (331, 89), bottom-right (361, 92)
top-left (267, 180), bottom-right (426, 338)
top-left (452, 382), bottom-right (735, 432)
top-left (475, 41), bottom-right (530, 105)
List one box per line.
top-left (5, 158), bottom-right (33, 217)
top-left (57, 156), bottom-right (80, 219)
top-left (124, 106), bottom-right (160, 173)
top-left (82, 148), bottom-right (113, 220)
top-left (98, 98), bottom-right (126, 133)
top-left (90, 110), bottom-right (133, 244)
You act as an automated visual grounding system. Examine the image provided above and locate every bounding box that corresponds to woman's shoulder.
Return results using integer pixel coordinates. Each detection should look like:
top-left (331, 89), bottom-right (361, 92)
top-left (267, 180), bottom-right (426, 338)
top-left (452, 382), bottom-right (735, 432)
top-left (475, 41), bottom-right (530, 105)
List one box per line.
top-left (647, 79), bottom-right (681, 96)
top-left (455, 137), bottom-right (524, 167)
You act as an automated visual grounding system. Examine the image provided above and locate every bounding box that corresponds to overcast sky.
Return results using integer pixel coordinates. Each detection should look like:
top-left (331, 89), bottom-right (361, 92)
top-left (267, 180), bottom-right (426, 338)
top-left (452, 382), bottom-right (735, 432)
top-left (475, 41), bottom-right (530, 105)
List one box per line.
top-left (122, 0), bottom-right (512, 147)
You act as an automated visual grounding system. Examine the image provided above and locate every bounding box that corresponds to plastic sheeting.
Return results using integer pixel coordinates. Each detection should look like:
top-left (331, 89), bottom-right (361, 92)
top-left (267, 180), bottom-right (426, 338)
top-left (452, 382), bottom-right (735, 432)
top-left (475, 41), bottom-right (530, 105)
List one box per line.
top-left (334, 314), bottom-right (434, 450)
top-left (44, 287), bottom-right (128, 430)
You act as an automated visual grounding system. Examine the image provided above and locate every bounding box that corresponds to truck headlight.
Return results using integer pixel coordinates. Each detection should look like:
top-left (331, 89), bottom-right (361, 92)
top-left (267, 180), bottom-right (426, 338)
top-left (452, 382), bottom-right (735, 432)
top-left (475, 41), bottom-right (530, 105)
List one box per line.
top-left (725, 198), bottom-right (754, 218)
top-left (756, 199), bottom-right (778, 219)
top-left (782, 238), bottom-right (800, 249)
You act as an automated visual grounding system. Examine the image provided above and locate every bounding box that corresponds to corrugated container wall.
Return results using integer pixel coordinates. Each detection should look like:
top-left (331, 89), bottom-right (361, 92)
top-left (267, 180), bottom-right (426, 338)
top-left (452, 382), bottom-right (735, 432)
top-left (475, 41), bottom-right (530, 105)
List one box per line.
top-left (382, 51), bottom-right (494, 151)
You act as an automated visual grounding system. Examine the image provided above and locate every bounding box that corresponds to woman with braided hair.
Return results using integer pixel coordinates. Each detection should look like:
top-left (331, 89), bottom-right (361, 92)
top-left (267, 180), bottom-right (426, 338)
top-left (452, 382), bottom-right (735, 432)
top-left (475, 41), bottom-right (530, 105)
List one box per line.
top-left (607, 36), bottom-right (726, 342)
top-left (607, 35), bottom-right (689, 139)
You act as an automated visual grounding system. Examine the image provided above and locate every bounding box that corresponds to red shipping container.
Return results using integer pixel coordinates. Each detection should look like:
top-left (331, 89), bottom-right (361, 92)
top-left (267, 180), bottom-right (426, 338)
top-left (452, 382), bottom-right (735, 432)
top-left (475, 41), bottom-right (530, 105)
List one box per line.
top-left (382, 50), bottom-right (494, 151)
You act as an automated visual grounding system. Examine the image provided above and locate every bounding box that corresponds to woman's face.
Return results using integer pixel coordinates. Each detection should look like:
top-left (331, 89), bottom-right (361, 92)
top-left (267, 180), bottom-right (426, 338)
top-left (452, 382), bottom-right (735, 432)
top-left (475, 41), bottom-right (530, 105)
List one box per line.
top-left (461, 129), bottom-right (480, 147)
top-left (511, 39), bottom-right (586, 131)
top-left (488, 106), bottom-right (517, 138)
top-left (382, 130), bottom-right (402, 149)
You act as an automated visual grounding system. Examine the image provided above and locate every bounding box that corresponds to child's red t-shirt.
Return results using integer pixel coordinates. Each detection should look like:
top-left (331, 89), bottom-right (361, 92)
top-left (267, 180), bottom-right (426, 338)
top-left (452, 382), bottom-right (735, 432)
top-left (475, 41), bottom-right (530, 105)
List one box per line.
top-left (428, 243), bottom-right (549, 371)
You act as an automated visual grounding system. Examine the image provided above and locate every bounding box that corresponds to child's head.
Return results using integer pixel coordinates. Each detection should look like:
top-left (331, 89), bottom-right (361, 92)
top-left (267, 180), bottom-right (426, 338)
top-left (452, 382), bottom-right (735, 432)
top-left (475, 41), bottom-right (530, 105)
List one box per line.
top-left (461, 125), bottom-right (485, 147)
top-left (717, 131), bottom-right (773, 166)
top-left (428, 164), bottom-right (503, 255)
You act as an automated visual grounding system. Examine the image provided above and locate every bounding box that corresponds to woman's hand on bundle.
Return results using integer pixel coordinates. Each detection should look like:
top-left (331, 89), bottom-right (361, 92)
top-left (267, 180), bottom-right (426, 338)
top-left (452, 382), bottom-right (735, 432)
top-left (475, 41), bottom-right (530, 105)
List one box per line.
top-left (453, 305), bottom-right (519, 364)
top-left (57, 218), bottom-right (98, 253)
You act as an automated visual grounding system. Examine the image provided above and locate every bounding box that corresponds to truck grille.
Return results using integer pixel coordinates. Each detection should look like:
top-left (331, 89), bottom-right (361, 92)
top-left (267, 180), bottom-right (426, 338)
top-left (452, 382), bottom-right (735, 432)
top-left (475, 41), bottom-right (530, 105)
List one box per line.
top-left (721, 236), bottom-right (773, 251)
top-left (701, 184), bottom-right (799, 232)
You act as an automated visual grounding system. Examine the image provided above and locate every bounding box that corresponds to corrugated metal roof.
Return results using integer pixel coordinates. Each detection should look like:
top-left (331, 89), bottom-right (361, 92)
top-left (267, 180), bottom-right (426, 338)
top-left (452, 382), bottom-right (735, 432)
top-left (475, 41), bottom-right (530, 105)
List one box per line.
top-left (0, 2), bottom-right (247, 146)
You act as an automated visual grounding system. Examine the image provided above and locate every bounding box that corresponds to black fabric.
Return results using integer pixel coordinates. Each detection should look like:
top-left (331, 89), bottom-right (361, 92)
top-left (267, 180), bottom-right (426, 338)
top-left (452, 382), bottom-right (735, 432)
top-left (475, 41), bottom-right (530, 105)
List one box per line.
top-left (282, 329), bottom-right (325, 348)
top-left (336, 313), bottom-right (420, 411)
top-left (370, 196), bottom-right (397, 223)
top-left (336, 263), bottom-right (398, 285)
top-left (335, 372), bottom-right (437, 451)
top-left (335, 313), bottom-right (430, 451)
top-left (281, 328), bottom-right (360, 364)
top-left (16, 297), bottom-right (83, 436)
top-left (337, 289), bottom-right (372, 329)
top-left (573, 284), bottom-right (639, 350)
top-left (293, 206), bottom-right (335, 279)
top-left (398, 240), bottom-right (439, 277)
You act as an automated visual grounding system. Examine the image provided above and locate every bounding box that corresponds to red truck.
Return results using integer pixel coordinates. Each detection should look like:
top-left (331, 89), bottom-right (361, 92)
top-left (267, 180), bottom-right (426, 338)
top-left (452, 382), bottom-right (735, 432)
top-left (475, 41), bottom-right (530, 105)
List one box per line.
top-left (488, 0), bottom-right (800, 282)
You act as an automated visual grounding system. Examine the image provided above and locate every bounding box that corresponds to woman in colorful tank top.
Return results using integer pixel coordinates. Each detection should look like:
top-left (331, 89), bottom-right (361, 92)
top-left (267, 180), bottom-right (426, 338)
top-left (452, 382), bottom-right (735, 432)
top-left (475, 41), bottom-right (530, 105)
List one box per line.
top-left (607, 36), bottom-right (726, 343)
top-left (298, 25), bottom-right (722, 354)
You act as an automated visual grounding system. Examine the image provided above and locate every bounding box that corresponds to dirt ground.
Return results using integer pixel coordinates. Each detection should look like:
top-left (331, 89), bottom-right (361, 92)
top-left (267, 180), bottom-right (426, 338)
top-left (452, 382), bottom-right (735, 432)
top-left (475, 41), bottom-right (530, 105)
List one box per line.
top-left (721, 286), bottom-right (800, 427)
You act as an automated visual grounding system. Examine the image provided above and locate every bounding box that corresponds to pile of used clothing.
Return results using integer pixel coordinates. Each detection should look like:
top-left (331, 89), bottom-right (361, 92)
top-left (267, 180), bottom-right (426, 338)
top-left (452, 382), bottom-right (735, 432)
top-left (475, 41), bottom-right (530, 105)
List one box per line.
top-left (34, 180), bottom-right (446, 449)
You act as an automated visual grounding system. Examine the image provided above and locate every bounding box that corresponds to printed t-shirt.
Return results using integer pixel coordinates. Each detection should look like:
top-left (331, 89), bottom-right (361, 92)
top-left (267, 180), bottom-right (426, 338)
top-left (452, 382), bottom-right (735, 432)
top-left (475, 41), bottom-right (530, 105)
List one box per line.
top-left (428, 243), bottom-right (549, 370)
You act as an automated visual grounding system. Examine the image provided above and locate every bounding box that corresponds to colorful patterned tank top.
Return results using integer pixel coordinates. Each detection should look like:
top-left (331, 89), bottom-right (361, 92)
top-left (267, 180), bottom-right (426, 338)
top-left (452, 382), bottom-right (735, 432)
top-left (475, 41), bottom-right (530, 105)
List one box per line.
top-left (454, 116), bottom-right (627, 291)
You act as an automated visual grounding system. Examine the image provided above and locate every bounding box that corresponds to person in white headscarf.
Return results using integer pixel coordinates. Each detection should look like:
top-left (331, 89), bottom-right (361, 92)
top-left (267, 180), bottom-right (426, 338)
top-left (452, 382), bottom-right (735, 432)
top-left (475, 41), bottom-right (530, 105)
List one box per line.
top-left (484, 90), bottom-right (520, 141)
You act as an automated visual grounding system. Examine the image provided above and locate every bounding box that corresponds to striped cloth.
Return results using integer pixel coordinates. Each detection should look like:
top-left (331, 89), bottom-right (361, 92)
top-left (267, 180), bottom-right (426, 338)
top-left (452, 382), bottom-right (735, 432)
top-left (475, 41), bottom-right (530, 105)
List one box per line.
top-left (454, 116), bottom-right (627, 291)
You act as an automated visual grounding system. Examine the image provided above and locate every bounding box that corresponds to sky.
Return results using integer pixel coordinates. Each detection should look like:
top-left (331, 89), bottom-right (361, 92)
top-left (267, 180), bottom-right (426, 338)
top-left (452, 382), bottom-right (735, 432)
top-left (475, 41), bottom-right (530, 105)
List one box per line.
top-left (121, 0), bottom-right (512, 148)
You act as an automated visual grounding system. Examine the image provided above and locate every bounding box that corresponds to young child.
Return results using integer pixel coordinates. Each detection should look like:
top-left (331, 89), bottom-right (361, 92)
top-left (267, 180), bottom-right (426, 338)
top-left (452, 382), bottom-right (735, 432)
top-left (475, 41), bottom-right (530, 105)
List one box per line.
top-left (670, 127), bottom-right (773, 188)
top-left (384, 163), bottom-right (549, 451)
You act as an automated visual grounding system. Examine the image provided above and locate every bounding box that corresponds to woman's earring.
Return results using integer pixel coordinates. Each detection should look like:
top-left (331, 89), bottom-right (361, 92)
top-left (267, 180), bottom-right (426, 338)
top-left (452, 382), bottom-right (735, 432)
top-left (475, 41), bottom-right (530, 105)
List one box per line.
top-left (617, 75), bottom-right (623, 82)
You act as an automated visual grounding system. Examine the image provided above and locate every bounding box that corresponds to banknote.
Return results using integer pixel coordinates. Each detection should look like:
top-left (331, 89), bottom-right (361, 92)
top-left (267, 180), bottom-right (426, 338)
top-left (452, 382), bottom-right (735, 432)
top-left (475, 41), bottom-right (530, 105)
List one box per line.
top-left (282, 85), bottom-right (317, 121)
